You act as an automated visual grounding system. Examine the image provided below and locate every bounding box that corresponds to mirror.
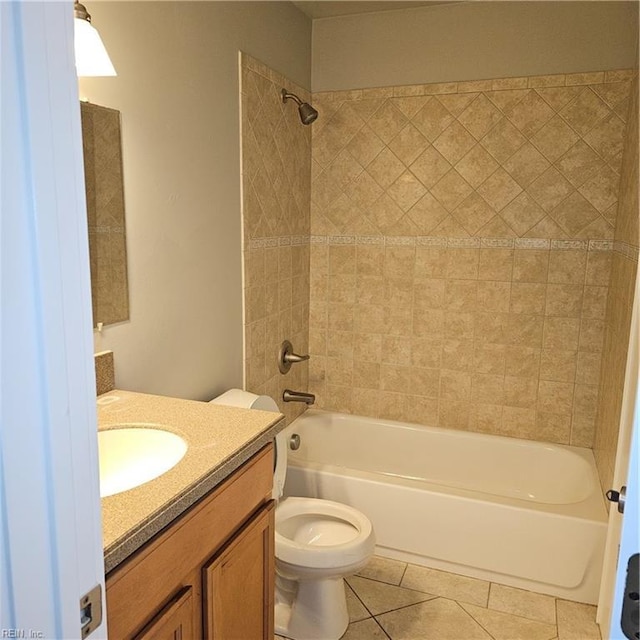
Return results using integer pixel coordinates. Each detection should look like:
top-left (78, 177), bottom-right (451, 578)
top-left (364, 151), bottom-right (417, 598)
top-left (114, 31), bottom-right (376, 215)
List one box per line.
top-left (80, 101), bottom-right (129, 327)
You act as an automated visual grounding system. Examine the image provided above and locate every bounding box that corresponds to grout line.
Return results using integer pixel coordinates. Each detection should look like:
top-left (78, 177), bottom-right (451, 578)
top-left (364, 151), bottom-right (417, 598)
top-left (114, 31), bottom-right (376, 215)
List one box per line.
top-left (454, 599), bottom-right (499, 640)
top-left (367, 594), bottom-right (438, 619)
top-left (399, 562), bottom-right (409, 586)
top-left (346, 580), bottom-right (374, 620)
top-left (486, 581), bottom-right (494, 608)
top-left (372, 615), bottom-right (393, 640)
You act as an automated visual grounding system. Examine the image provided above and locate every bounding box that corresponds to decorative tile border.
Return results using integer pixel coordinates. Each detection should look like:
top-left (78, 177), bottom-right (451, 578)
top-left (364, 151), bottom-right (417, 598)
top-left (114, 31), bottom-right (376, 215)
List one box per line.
top-left (550, 240), bottom-right (589, 251)
top-left (245, 235), bottom-right (312, 250)
top-left (299, 235), bottom-right (617, 251)
top-left (246, 234), bottom-right (621, 251)
top-left (514, 238), bottom-right (550, 250)
top-left (315, 69), bottom-right (636, 102)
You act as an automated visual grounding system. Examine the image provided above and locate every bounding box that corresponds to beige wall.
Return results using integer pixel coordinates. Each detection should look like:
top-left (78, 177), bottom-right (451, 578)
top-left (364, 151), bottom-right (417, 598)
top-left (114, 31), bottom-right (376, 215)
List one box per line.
top-left (80, 2), bottom-right (310, 400)
top-left (241, 54), bottom-right (311, 423)
top-left (312, 2), bottom-right (639, 92)
top-left (594, 76), bottom-right (639, 494)
top-left (309, 70), bottom-right (634, 445)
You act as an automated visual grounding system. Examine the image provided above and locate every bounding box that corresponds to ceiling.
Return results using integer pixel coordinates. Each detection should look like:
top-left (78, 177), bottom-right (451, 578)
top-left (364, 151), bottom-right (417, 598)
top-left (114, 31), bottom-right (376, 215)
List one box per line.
top-left (291, 1), bottom-right (457, 20)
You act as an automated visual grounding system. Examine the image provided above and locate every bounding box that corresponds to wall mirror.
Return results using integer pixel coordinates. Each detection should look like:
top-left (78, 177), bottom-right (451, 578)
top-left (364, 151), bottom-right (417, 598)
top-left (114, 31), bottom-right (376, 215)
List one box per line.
top-left (80, 101), bottom-right (129, 327)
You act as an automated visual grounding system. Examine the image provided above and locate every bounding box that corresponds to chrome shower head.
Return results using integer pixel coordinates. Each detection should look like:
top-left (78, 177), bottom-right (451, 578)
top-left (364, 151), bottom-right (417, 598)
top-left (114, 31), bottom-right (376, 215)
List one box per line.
top-left (281, 88), bottom-right (318, 125)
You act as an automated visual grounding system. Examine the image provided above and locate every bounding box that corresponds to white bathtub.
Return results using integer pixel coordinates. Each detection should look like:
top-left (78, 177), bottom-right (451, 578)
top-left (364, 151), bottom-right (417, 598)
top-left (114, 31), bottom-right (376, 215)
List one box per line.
top-left (283, 410), bottom-right (608, 604)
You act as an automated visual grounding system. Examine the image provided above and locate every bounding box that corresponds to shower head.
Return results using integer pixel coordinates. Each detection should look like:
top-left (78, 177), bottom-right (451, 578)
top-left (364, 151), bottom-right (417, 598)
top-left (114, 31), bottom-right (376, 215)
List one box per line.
top-left (281, 88), bottom-right (318, 125)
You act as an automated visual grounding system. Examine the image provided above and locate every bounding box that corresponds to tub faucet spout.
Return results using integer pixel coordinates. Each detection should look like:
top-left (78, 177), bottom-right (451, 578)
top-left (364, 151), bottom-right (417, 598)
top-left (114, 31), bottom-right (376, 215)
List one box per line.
top-left (283, 389), bottom-right (315, 405)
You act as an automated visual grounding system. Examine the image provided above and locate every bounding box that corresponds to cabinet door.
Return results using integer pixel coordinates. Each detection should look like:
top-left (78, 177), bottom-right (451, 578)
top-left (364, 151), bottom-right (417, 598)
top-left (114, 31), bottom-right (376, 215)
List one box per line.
top-left (204, 501), bottom-right (275, 640)
top-left (134, 587), bottom-right (195, 640)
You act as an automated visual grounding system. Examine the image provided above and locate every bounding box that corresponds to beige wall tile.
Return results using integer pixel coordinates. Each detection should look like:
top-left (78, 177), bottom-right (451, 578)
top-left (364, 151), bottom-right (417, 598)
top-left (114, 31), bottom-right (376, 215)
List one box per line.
top-left (504, 375), bottom-right (538, 408)
top-left (510, 282), bottom-right (547, 315)
top-left (540, 349), bottom-right (577, 382)
top-left (545, 283), bottom-right (583, 317)
top-left (536, 412), bottom-right (571, 444)
top-left (543, 317), bottom-right (581, 350)
top-left (505, 345), bottom-right (541, 378)
top-left (306, 69), bottom-right (633, 451)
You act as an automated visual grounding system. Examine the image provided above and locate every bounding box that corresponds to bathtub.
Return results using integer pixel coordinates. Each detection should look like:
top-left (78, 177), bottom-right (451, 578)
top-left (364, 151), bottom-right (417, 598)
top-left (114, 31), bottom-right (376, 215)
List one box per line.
top-left (283, 410), bottom-right (608, 604)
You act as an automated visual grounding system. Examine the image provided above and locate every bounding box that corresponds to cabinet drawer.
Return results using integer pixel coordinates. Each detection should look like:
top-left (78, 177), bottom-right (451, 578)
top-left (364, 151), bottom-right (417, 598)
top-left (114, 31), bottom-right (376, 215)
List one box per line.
top-left (106, 444), bottom-right (273, 639)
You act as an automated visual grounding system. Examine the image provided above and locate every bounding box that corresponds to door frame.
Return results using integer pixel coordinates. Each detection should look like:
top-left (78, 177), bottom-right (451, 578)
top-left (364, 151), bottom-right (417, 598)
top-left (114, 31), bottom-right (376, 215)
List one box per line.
top-left (597, 258), bottom-right (640, 631)
top-left (1, 1), bottom-right (106, 637)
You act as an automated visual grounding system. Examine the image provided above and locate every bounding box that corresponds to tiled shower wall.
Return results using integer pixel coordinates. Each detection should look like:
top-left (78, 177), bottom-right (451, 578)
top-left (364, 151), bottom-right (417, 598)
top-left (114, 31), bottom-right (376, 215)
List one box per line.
top-left (594, 76), bottom-right (639, 493)
top-left (240, 53), bottom-right (311, 423)
top-left (309, 70), bottom-right (635, 446)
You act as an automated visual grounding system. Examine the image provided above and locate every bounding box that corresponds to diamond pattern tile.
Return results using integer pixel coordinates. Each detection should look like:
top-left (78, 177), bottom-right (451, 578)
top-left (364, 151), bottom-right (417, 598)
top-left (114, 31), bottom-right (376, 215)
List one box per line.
top-left (536, 86), bottom-right (583, 111)
top-left (531, 116), bottom-right (580, 163)
top-left (367, 147), bottom-right (406, 189)
top-left (431, 169), bottom-right (474, 212)
top-left (499, 192), bottom-right (546, 236)
top-left (310, 71), bottom-right (630, 243)
top-left (554, 141), bottom-right (604, 188)
top-left (477, 168), bottom-right (522, 212)
top-left (347, 125), bottom-right (386, 167)
top-left (388, 171), bottom-right (428, 211)
top-left (485, 89), bottom-right (527, 113)
top-left (368, 100), bottom-right (409, 144)
top-left (583, 112), bottom-right (626, 164)
top-left (455, 144), bottom-right (500, 188)
top-left (389, 123), bottom-right (429, 165)
top-left (528, 167), bottom-right (574, 212)
top-left (433, 120), bottom-right (477, 164)
top-left (410, 146), bottom-right (452, 188)
top-left (407, 192), bottom-right (449, 233)
top-left (504, 89), bottom-right (555, 138)
top-left (560, 87), bottom-right (610, 136)
top-left (503, 142), bottom-right (551, 188)
top-left (458, 94), bottom-right (503, 139)
top-left (452, 192), bottom-right (496, 235)
top-left (392, 95), bottom-right (429, 119)
top-left (549, 191), bottom-right (601, 236)
top-left (480, 118), bottom-right (527, 163)
top-left (438, 92), bottom-right (479, 116)
top-left (578, 166), bottom-right (620, 213)
top-left (412, 97), bottom-right (455, 142)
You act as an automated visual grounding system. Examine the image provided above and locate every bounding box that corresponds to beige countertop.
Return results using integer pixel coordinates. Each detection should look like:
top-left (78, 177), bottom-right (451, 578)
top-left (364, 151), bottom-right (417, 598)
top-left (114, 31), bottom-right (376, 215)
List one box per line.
top-left (98, 389), bottom-right (284, 573)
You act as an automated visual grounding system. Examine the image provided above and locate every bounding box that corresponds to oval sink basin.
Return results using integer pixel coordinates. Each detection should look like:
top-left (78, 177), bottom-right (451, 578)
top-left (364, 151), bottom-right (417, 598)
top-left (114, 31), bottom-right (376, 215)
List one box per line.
top-left (98, 427), bottom-right (187, 498)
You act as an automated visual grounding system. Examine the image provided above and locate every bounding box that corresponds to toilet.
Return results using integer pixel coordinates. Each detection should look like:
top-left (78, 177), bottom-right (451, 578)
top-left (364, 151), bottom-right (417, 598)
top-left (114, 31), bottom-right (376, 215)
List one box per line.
top-left (210, 389), bottom-right (375, 640)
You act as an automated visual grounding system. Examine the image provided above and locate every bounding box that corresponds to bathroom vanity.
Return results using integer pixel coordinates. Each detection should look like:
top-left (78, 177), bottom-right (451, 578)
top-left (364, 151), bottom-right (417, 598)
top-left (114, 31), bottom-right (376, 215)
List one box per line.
top-left (97, 390), bottom-right (284, 639)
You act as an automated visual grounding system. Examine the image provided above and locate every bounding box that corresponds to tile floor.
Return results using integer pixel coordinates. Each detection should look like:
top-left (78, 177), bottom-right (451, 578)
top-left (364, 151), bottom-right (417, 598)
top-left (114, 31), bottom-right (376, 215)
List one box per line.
top-left (275, 556), bottom-right (603, 640)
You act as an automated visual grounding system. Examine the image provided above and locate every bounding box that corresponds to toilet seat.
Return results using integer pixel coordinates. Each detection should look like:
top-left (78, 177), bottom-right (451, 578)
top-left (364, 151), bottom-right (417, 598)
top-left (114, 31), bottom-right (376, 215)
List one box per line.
top-left (276, 497), bottom-right (374, 570)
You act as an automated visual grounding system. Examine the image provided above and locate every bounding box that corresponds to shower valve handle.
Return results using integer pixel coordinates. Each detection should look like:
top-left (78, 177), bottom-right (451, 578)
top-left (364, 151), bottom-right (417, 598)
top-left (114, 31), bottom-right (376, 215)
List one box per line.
top-left (278, 340), bottom-right (310, 374)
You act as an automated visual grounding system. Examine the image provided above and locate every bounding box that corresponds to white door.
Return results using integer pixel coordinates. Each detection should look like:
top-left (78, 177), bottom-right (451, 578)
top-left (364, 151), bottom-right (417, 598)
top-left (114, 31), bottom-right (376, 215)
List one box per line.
top-left (1, 2), bottom-right (106, 638)
top-left (597, 260), bottom-right (640, 635)
top-left (609, 415), bottom-right (638, 640)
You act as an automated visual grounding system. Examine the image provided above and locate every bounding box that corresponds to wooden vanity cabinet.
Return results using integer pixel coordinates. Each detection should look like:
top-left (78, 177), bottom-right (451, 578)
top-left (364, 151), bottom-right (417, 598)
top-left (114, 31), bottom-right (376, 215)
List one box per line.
top-left (105, 444), bottom-right (275, 640)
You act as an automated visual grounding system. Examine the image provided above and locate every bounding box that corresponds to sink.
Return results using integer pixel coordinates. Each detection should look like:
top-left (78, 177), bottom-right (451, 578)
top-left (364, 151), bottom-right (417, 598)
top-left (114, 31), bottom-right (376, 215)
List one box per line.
top-left (98, 426), bottom-right (188, 498)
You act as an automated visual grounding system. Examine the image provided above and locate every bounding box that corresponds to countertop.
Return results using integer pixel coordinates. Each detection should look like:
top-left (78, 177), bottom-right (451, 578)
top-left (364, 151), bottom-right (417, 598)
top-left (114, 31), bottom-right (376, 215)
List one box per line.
top-left (98, 389), bottom-right (285, 573)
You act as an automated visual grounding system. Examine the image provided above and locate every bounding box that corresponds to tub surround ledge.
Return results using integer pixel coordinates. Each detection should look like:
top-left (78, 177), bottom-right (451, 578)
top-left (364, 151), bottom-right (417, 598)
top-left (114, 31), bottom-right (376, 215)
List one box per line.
top-left (98, 389), bottom-right (284, 573)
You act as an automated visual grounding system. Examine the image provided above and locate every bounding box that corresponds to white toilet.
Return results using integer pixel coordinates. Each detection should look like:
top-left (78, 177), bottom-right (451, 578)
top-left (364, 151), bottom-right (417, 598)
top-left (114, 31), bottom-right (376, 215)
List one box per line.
top-left (210, 389), bottom-right (375, 640)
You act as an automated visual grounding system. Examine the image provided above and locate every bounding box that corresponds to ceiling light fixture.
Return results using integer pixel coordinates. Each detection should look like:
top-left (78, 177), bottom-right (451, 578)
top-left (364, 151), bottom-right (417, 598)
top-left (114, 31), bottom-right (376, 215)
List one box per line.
top-left (74, 1), bottom-right (116, 77)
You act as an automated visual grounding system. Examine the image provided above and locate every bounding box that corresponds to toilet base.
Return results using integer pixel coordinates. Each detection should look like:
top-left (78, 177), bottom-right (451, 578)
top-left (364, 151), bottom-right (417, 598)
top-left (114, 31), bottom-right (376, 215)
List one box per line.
top-left (275, 575), bottom-right (349, 640)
